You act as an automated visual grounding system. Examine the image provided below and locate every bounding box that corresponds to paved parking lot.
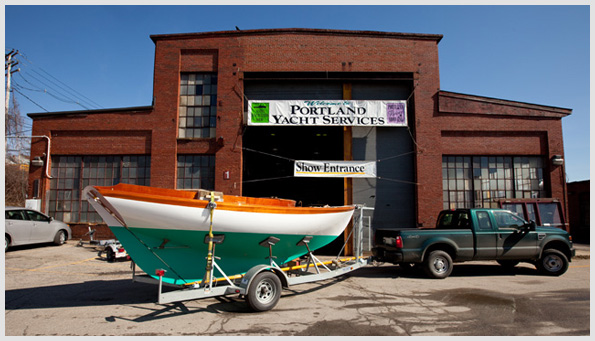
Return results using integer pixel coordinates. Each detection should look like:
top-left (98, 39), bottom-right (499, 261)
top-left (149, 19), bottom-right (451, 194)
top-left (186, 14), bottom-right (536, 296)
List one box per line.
top-left (5, 241), bottom-right (590, 336)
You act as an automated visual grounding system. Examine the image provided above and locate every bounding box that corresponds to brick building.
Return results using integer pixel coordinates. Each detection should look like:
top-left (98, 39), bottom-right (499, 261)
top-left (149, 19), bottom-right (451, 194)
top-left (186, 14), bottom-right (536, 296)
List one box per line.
top-left (27, 28), bottom-right (571, 242)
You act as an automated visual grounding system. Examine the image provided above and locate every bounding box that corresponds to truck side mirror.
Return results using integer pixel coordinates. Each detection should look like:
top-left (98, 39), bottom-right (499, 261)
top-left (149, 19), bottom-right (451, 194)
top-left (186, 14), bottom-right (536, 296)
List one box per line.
top-left (526, 220), bottom-right (536, 231)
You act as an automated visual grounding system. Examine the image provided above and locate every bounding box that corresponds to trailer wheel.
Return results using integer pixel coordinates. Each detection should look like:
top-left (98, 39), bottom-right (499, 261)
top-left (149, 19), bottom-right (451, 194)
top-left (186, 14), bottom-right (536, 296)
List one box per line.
top-left (424, 250), bottom-right (453, 279)
top-left (106, 247), bottom-right (116, 263)
top-left (246, 271), bottom-right (282, 312)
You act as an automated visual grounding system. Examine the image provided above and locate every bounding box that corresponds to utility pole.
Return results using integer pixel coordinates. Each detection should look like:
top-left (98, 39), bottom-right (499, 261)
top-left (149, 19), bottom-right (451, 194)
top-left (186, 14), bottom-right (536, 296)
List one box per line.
top-left (5, 49), bottom-right (20, 154)
top-left (5, 50), bottom-right (19, 117)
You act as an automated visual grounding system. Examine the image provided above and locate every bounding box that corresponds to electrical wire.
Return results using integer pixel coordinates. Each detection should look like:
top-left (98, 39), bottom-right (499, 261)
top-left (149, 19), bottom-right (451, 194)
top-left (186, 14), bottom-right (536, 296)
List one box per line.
top-left (9, 51), bottom-right (103, 112)
top-left (241, 145), bottom-right (418, 185)
top-left (16, 51), bottom-right (103, 109)
top-left (16, 72), bottom-right (92, 110)
top-left (12, 87), bottom-right (48, 112)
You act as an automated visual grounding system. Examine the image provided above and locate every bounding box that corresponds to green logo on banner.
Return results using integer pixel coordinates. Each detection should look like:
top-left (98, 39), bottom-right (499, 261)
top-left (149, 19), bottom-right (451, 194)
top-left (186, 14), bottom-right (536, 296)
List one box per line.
top-left (251, 103), bottom-right (270, 123)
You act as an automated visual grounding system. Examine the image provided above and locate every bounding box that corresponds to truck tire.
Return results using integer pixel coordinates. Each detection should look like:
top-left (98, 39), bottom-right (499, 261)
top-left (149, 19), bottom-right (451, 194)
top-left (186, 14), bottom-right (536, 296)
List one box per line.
top-left (536, 249), bottom-right (569, 276)
top-left (424, 250), bottom-right (453, 279)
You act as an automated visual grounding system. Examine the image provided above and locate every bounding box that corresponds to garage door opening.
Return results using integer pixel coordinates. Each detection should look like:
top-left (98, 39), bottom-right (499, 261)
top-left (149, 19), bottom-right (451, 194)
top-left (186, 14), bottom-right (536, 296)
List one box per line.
top-left (242, 126), bottom-right (346, 254)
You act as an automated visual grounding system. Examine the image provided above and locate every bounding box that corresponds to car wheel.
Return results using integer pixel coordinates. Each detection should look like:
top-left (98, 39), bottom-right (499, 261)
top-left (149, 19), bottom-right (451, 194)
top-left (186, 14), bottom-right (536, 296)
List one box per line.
top-left (424, 250), bottom-right (453, 279)
top-left (53, 230), bottom-right (67, 245)
top-left (537, 249), bottom-right (569, 276)
top-left (5, 236), bottom-right (9, 251)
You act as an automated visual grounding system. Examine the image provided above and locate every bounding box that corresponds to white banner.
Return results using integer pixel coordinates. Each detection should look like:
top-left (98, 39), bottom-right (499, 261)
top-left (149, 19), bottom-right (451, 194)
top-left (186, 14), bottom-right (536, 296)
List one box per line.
top-left (294, 160), bottom-right (377, 178)
top-left (248, 100), bottom-right (407, 127)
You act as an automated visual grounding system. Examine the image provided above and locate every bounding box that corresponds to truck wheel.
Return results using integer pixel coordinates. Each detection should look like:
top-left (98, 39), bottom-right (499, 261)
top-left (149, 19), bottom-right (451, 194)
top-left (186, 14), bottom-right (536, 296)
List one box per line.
top-left (537, 249), bottom-right (568, 276)
top-left (246, 271), bottom-right (282, 312)
top-left (424, 250), bottom-right (453, 279)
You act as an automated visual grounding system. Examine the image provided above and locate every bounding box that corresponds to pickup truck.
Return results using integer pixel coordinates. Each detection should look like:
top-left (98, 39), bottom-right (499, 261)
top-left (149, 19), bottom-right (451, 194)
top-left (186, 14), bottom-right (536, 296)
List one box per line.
top-left (371, 208), bottom-right (575, 279)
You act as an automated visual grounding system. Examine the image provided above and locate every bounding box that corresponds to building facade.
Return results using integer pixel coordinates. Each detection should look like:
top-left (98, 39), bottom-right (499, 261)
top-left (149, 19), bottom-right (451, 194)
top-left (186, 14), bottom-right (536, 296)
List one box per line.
top-left (27, 28), bottom-right (571, 241)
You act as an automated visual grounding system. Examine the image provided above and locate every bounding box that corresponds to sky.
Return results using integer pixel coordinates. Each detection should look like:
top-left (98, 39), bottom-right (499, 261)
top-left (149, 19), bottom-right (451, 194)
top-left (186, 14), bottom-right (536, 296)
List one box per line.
top-left (3, 4), bottom-right (590, 182)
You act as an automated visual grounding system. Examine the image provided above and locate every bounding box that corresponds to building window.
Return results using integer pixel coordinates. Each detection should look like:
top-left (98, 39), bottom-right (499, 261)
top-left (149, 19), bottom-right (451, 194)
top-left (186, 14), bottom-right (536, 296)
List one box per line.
top-left (442, 156), bottom-right (545, 209)
top-left (49, 155), bottom-right (151, 223)
top-left (177, 155), bottom-right (215, 190)
top-left (179, 73), bottom-right (217, 139)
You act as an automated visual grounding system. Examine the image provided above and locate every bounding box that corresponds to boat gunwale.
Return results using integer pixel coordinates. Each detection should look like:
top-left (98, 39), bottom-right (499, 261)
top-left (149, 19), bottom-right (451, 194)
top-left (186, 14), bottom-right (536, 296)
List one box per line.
top-left (93, 185), bottom-right (355, 215)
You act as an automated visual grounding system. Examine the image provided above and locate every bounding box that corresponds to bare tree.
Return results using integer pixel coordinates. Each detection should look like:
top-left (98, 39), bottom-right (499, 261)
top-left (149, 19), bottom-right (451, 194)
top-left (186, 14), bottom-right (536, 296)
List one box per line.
top-left (5, 65), bottom-right (30, 206)
top-left (5, 162), bottom-right (28, 206)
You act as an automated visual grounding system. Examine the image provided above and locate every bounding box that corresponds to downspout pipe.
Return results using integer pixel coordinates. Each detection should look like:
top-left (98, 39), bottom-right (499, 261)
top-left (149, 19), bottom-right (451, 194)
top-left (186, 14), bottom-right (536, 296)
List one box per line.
top-left (6, 135), bottom-right (53, 179)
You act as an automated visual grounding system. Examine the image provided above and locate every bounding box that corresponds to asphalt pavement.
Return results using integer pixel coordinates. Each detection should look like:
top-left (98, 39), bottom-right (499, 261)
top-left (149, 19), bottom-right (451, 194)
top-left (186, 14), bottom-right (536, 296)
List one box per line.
top-left (5, 240), bottom-right (591, 336)
top-left (573, 243), bottom-right (590, 259)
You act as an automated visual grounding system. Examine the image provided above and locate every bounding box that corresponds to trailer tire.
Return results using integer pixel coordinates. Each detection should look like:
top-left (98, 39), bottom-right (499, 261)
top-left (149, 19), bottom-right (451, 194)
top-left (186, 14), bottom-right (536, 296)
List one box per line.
top-left (424, 250), bottom-right (453, 279)
top-left (106, 247), bottom-right (116, 263)
top-left (246, 271), bottom-right (282, 312)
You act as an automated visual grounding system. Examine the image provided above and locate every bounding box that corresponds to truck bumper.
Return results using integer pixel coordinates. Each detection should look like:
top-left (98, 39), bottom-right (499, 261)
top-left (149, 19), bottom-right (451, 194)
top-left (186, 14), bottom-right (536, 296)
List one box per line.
top-left (372, 247), bottom-right (403, 264)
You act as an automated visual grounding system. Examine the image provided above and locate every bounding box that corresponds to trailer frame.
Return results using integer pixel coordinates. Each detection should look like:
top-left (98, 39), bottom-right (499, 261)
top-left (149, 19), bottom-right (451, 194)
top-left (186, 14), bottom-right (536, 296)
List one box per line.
top-left (131, 205), bottom-right (371, 311)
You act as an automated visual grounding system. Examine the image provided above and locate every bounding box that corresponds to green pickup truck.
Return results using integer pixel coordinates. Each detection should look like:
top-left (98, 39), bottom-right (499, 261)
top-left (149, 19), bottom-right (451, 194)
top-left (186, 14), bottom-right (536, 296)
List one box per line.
top-left (371, 208), bottom-right (575, 279)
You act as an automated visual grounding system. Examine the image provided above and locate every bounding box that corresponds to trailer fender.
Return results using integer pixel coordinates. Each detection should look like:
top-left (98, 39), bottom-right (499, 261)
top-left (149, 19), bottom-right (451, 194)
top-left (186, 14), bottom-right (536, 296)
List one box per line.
top-left (240, 264), bottom-right (289, 291)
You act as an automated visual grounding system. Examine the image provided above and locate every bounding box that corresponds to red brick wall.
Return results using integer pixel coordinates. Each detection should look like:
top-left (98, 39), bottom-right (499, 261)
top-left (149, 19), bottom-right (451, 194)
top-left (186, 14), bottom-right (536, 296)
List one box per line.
top-left (28, 29), bottom-right (570, 229)
top-left (150, 29), bottom-right (442, 196)
top-left (413, 91), bottom-right (571, 226)
top-left (70, 223), bottom-right (115, 240)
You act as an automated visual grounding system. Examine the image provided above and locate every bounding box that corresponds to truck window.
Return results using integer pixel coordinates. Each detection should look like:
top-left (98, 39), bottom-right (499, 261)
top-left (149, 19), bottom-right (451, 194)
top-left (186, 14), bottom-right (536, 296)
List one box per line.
top-left (476, 211), bottom-right (492, 230)
top-left (494, 211), bottom-right (526, 229)
top-left (437, 211), bottom-right (470, 229)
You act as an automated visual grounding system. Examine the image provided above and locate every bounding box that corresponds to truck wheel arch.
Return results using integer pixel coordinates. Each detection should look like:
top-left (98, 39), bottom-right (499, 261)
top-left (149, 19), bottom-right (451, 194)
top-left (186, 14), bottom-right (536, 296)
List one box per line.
top-left (539, 240), bottom-right (572, 262)
top-left (421, 243), bottom-right (457, 263)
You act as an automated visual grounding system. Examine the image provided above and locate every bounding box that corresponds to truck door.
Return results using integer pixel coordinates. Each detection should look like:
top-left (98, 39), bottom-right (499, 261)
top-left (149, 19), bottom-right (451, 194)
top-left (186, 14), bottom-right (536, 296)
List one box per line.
top-left (472, 210), bottom-right (498, 259)
top-left (493, 210), bottom-right (539, 259)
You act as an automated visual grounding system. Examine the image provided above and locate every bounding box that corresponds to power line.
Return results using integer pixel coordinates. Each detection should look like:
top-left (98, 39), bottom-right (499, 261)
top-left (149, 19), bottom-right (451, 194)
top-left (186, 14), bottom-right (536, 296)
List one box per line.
top-left (17, 51), bottom-right (104, 109)
top-left (34, 65), bottom-right (104, 109)
top-left (17, 71), bottom-right (92, 110)
top-left (9, 51), bottom-right (104, 111)
top-left (29, 68), bottom-right (95, 109)
top-left (12, 87), bottom-right (48, 112)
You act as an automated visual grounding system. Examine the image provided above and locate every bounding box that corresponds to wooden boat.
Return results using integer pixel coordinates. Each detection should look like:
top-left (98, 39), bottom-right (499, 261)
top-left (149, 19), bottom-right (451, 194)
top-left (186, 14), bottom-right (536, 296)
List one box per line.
top-left (83, 183), bottom-right (355, 285)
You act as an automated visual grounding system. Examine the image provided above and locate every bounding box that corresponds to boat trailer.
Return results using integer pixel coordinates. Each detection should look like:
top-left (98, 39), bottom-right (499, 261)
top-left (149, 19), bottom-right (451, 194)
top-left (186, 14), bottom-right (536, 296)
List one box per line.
top-left (131, 206), bottom-right (371, 312)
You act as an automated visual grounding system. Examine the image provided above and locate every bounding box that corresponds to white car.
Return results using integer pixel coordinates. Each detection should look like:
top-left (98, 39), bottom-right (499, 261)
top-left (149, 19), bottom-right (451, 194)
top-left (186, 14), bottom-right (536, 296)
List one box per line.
top-left (5, 207), bottom-right (71, 251)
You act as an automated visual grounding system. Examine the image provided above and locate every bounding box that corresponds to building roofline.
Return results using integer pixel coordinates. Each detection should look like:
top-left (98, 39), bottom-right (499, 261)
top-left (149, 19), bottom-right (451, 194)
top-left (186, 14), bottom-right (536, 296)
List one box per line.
top-left (150, 28), bottom-right (443, 43)
top-left (439, 90), bottom-right (572, 116)
top-left (27, 105), bottom-right (154, 119)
